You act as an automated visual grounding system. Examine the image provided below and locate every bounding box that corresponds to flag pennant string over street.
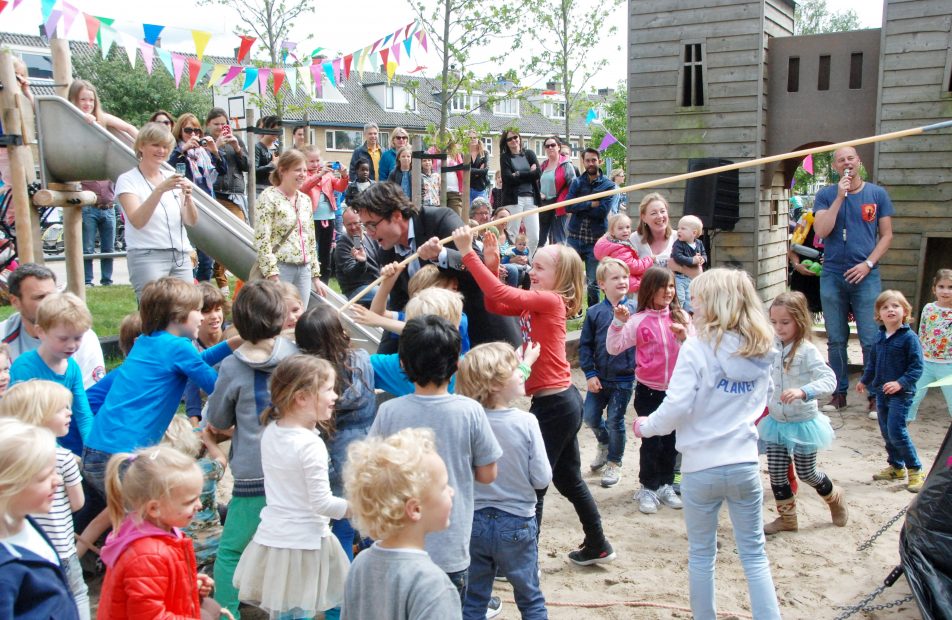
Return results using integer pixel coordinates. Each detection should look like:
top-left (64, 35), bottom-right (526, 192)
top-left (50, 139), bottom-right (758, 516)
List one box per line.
top-left (9, 0), bottom-right (427, 97)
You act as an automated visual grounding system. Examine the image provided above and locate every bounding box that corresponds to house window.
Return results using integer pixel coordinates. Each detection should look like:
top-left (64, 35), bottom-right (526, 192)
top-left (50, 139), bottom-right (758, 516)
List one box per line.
top-left (849, 53), bottom-right (863, 89)
top-left (482, 137), bottom-right (493, 156)
top-left (787, 57), bottom-right (800, 92)
top-left (493, 99), bottom-right (520, 116)
top-left (543, 101), bottom-right (565, 119)
top-left (386, 86), bottom-right (395, 109)
top-left (406, 91), bottom-right (417, 111)
top-left (570, 141), bottom-right (579, 155)
top-left (19, 52), bottom-right (53, 81)
top-left (680, 43), bottom-right (705, 107)
top-left (533, 139), bottom-right (545, 154)
top-left (450, 93), bottom-right (474, 113)
top-left (818, 55), bottom-right (831, 91)
top-left (325, 130), bottom-right (364, 151)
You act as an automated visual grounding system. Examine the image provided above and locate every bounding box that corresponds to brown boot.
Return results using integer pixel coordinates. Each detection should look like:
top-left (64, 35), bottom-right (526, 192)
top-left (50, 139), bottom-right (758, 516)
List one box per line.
top-left (764, 496), bottom-right (798, 534)
top-left (822, 486), bottom-right (849, 526)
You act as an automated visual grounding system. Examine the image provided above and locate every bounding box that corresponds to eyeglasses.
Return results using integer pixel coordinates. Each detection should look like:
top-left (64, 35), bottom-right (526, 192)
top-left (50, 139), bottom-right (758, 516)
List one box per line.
top-left (183, 127), bottom-right (203, 135)
top-left (394, 135), bottom-right (409, 141)
top-left (544, 143), bottom-right (558, 148)
top-left (361, 216), bottom-right (387, 232)
top-left (506, 135), bottom-right (520, 142)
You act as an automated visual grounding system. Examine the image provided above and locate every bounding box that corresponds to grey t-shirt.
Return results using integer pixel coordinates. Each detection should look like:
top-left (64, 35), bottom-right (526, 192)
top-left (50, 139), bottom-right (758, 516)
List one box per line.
top-left (369, 393), bottom-right (503, 573)
top-left (474, 407), bottom-right (552, 518)
top-left (341, 544), bottom-right (461, 620)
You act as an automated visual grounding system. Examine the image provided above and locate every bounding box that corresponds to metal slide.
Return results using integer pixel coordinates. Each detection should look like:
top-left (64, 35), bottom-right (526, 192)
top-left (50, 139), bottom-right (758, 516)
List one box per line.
top-left (33, 95), bottom-right (381, 350)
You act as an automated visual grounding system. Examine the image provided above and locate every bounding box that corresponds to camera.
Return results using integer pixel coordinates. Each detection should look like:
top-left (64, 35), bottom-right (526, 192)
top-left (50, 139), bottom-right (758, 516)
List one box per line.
top-left (199, 138), bottom-right (209, 147)
top-left (331, 161), bottom-right (341, 171)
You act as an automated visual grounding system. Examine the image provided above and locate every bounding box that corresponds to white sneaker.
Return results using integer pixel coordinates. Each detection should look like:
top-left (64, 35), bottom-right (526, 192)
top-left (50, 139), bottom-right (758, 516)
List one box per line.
top-left (657, 484), bottom-right (683, 509)
top-left (868, 410), bottom-right (878, 420)
top-left (590, 444), bottom-right (609, 471)
top-left (601, 462), bottom-right (621, 487)
top-left (635, 488), bottom-right (659, 514)
top-left (485, 596), bottom-right (502, 619)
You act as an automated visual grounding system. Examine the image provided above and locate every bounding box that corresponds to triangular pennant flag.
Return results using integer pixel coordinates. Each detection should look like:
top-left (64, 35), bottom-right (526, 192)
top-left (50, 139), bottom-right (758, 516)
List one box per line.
top-left (598, 132), bottom-right (618, 151)
top-left (297, 65), bottom-right (311, 97)
top-left (96, 17), bottom-right (115, 48)
top-left (40, 0), bottom-right (54, 21)
top-left (142, 24), bottom-right (164, 46)
top-left (192, 30), bottom-right (212, 61)
top-left (416, 30), bottom-right (428, 53)
top-left (343, 54), bottom-right (353, 81)
top-left (272, 68), bottom-right (285, 95)
top-left (171, 54), bottom-right (186, 88)
top-left (187, 58), bottom-right (202, 90)
top-left (43, 8), bottom-right (62, 38)
top-left (12, 0), bottom-right (22, 9)
top-left (322, 62), bottom-right (336, 88)
top-left (221, 65), bottom-right (243, 85)
top-left (310, 46), bottom-right (324, 58)
top-left (390, 43), bottom-right (401, 65)
top-left (237, 35), bottom-right (255, 63)
top-left (392, 29), bottom-right (402, 45)
top-left (332, 58), bottom-right (342, 84)
top-left (386, 60), bottom-right (397, 82)
top-left (120, 32), bottom-right (138, 68)
top-left (256, 68), bottom-right (270, 95)
top-left (358, 46), bottom-right (371, 77)
top-left (404, 36), bottom-right (413, 58)
top-left (207, 64), bottom-right (229, 86)
top-left (381, 34), bottom-right (392, 47)
top-left (0, 1), bottom-right (9, 15)
top-left (99, 25), bottom-right (117, 59)
top-left (404, 22), bottom-right (413, 39)
top-left (370, 38), bottom-right (383, 53)
top-left (284, 67), bottom-right (296, 94)
top-left (61, 1), bottom-right (79, 35)
top-left (140, 42), bottom-right (155, 74)
top-left (585, 108), bottom-right (596, 125)
top-left (310, 64), bottom-right (323, 98)
top-left (379, 48), bottom-right (389, 70)
top-left (197, 62), bottom-right (212, 83)
top-left (802, 154), bottom-right (814, 175)
top-left (83, 13), bottom-right (99, 46)
top-left (156, 48), bottom-right (174, 77)
top-left (242, 67), bottom-right (258, 91)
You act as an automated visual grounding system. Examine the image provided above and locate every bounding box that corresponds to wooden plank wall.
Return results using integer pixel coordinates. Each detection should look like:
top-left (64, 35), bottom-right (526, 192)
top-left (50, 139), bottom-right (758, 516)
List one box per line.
top-left (874, 0), bottom-right (952, 310)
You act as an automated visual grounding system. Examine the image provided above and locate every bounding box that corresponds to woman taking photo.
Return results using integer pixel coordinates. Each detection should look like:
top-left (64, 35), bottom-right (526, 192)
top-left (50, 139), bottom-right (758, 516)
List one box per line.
top-left (499, 129), bottom-right (541, 255)
top-left (467, 131), bottom-right (489, 202)
top-left (538, 136), bottom-right (576, 247)
top-left (253, 149), bottom-right (320, 304)
top-left (115, 122), bottom-right (197, 300)
top-left (169, 113), bottom-right (226, 284)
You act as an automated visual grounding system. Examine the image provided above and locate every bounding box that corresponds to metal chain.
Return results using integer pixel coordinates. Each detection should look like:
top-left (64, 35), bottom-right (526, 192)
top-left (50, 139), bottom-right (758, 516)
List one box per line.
top-left (833, 591), bottom-right (916, 619)
top-left (857, 506), bottom-right (908, 552)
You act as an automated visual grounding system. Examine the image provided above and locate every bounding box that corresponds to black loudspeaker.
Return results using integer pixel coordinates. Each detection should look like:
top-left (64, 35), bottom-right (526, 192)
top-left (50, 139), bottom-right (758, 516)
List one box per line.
top-left (684, 158), bottom-right (739, 231)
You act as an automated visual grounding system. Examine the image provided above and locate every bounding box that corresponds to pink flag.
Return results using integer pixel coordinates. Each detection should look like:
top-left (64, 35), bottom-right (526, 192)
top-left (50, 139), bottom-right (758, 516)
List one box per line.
top-left (598, 132), bottom-right (618, 151)
top-left (221, 65), bottom-right (243, 85)
top-left (139, 42), bottom-right (155, 74)
top-left (802, 154), bottom-right (814, 175)
top-left (171, 54), bottom-right (186, 88)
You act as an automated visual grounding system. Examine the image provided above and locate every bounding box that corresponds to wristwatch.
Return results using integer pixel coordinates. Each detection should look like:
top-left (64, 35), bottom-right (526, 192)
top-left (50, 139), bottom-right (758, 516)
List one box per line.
top-left (865, 259), bottom-right (875, 269)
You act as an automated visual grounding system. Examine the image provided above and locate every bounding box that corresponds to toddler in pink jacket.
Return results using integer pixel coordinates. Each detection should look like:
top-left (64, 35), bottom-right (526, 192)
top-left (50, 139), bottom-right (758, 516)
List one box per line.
top-left (594, 214), bottom-right (654, 294)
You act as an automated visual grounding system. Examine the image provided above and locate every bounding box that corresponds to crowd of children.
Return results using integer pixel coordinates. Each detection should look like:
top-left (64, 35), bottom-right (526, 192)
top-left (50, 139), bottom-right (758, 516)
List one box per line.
top-left (0, 208), bottom-right (948, 620)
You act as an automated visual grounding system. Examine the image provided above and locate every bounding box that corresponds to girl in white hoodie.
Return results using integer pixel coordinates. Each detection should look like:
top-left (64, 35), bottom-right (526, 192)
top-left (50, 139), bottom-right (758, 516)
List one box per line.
top-left (634, 268), bottom-right (781, 620)
top-left (761, 291), bottom-right (846, 534)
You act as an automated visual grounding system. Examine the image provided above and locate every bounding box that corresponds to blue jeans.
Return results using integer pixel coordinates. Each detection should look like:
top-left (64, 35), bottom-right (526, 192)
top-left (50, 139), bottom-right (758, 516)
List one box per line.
top-left (567, 236), bottom-right (600, 309)
top-left (80, 447), bottom-right (113, 498)
top-left (582, 383), bottom-right (633, 465)
top-left (344, 284), bottom-right (378, 308)
top-left (446, 568), bottom-right (469, 605)
top-left (820, 268), bottom-right (882, 394)
top-left (876, 393), bottom-right (921, 470)
top-left (503, 263), bottom-right (528, 287)
top-left (681, 463), bottom-right (781, 620)
top-left (470, 188), bottom-right (488, 202)
top-left (82, 206), bottom-right (115, 285)
top-left (676, 273), bottom-right (693, 313)
top-left (194, 249), bottom-right (214, 282)
top-left (463, 508), bottom-right (546, 620)
top-left (909, 359), bottom-right (952, 420)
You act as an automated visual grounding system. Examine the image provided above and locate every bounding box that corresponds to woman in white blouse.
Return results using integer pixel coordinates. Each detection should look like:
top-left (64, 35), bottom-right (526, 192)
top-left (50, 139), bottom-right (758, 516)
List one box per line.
top-left (630, 192), bottom-right (682, 274)
top-left (115, 122), bottom-right (197, 300)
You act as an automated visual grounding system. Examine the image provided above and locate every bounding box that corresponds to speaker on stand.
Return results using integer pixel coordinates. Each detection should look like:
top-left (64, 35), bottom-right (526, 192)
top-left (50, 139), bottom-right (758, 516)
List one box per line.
top-left (683, 158), bottom-right (740, 267)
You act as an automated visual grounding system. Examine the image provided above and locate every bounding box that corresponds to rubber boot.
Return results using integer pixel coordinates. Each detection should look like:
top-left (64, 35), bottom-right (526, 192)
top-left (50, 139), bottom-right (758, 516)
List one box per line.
top-left (764, 496), bottom-right (798, 534)
top-left (821, 485), bottom-right (848, 527)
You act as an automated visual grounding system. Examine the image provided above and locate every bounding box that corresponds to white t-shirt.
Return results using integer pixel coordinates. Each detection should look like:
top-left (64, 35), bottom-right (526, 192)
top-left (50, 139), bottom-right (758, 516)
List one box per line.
top-left (445, 170), bottom-right (460, 193)
top-left (631, 231), bottom-right (676, 268)
top-left (115, 167), bottom-right (193, 252)
top-left (2, 519), bottom-right (59, 565)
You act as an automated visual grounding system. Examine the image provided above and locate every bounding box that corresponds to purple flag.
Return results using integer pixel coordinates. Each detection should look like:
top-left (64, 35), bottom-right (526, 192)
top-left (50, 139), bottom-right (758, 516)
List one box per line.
top-left (598, 132), bottom-right (618, 151)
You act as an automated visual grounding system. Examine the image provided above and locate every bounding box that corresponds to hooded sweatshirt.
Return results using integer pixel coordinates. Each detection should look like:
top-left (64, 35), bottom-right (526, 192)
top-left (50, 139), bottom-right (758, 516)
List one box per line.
top-left (606, 307), bottom-right (685, 391)
top-left (205, 337), bottom-right (299, 496)
top-left (640, 332), bottom-right (777, 473)
top-left (98, 517), bottom-right (200, 619)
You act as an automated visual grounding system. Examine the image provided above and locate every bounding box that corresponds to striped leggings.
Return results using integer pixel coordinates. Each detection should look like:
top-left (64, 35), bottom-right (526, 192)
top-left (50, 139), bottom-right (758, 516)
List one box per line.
top-left (765, 443), bottom-right (832, 499)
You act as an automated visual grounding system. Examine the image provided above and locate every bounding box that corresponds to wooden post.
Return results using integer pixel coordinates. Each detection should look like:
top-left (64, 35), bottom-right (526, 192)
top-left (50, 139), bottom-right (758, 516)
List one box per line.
top-left (460, 164), bottom-right (471, 222)
top-left (50, 36), bottom-right (72, 99)
top-left (0, 51), bottom-right (39, 265)
top-left (47, 183), bottom-right (88, 299)
top-left (246, 108), bottom-right (257, 226)
top-left (411, 135), bottom-right (422, 209)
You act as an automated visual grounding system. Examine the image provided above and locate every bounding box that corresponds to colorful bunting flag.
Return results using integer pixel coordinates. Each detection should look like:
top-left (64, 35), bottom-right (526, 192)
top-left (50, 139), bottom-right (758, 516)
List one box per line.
top-left (221, 65), bottom-right (243, 85)
top-left (171, 53), bottom-right (186, 88)
top-left (370, 37), bottom-right (383, 53)
top-left (242, 67), bottom-right (258, 92)
top-left (802, 154), bottom-right (814, 175)
top-left (272, 68), bottom-right (285, 95)
top-left (139, 42), bottom-right (154, 74)
top-left (40, 0), bottom-right (55, 21)
top-left (192, 30), bottom-right (212, 60)
top-left (598, 132), bottom-right (618, 151)
top-left (99, 24), bottom-right (117, 58)
top-left (343, 54), bottom-right (353, 81)
top-left (83, 13), bottom-right (99, 46)
top-left (585, 108), bottom-right (597, 124)
top-left (44, 8), bottom-right (62, 38)
top-left (310, 64), bottom-right (323, 98)
top-left (156, 48), bottom-right (174, 77)
top-left (332, 58), bottom-right (341, 84)
top-left (257, 68), bottom-right (270, 95)
top-left (322, 62), bottom-right (336, 88)
top-left (403, 36), bottom-right (413, 58)
top-left (142, 24), bottom-right (164, 46)
top-left (390, 43), bottom-right (401, 64)
top-left (379, 48), bottom-right (389, 70)
top-left (187, 58), bottom-right (202, 90)
top-left (297, 65), bottom-right (311, 97)
top-left (61, 1), bottom-right (80, 36)
top-left (284, 67), bottom-right (296, 94)
top-left (237, 35), bottom-right (255, 63)
top-left (207, 64), bottom-right (229, 87)
top-left (95, 16), bottom-right (114, 48)
top-left (386, 60), bottom-right (397, 82)
top-left (119, 32), bottom-right (137, 68)
top-left (0, 1), bottom-right (8, 15)
top-left (416, 30), bottom-right (428, 53)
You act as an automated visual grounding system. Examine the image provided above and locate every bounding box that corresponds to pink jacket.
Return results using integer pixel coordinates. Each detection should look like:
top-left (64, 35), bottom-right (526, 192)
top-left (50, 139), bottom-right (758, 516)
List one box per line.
top-left (594, 236), bottom-right (654, 293)
top-left (606, 307), bottom-right (683, 391)
top-left (302, 169), bottom-right (349, 214)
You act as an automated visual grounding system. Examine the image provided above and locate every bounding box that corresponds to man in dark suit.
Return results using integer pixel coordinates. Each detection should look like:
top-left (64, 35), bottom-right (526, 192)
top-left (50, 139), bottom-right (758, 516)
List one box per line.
top-left (350, 182), bottom-right (521, 354)
top-left (334, 207), bottom-right (380, 307)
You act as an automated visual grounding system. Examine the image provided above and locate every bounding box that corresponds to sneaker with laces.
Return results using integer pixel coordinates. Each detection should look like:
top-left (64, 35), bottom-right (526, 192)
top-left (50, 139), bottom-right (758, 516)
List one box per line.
top-left (907, 469), bottom-right (925, 493)
top-left (872, 465), bottom-right (907, 481)
top-left (867, 398), bottom-right (878, 419)
top-left (821, 393), bottom-right (847, 412)
top-left (485, 596), bottom-right (503, 619)
top-left (657, 484), bottom-right (683, 509)
top-left (589, 443), bottom-right (609, 471)
top-left (567, 540), bottom-right (616, 566)
top-left (635, 488), bottom-right (659, 514)
top-left (600, 462), bottom-right (621, 487)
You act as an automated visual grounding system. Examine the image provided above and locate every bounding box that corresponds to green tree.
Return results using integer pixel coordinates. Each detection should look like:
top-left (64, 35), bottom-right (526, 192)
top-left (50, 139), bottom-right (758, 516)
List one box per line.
top-left (795, 0), bottom-right (861, 35)
top-left (523, 0), bottom-right (623, 144)
top-left (588, 83), bottom-right (626, 170)
top-left (73, 48), bottom-right (212, 128)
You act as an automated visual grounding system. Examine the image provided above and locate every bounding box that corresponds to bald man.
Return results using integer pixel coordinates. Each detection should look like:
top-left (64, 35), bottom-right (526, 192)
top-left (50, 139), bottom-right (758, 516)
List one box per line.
top-left (334, 207), bottom-right (380, 306)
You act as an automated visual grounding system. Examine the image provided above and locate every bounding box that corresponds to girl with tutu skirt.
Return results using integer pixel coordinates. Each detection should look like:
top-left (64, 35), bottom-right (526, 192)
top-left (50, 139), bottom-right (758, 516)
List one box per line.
top-left (761, 291), bottom-right (848, 534)
top-left (233, 356), bottom-right (350, 619)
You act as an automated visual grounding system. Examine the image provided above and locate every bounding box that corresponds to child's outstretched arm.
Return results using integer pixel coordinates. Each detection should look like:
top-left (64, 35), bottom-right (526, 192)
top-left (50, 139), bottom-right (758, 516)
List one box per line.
top-left (349, 262), bottom-right (405, 333)
top-left (605, 306), bottom-right (638, 355)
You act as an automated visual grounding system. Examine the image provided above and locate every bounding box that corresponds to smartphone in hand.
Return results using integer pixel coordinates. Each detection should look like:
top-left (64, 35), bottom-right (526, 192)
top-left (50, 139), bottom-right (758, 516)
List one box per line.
top-left (175, 163), bottom-right (187, 176)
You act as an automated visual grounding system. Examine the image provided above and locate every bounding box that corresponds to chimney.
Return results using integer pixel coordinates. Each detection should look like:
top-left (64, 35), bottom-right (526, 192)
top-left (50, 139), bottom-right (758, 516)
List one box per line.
top-left (598, 87), bottom-right (612, 96)
top-left (545, 81), bottom-right (557, 91)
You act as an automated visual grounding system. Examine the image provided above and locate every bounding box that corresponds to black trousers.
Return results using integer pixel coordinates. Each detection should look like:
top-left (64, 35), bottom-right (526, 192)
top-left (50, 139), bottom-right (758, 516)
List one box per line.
top-left (531, 385), bottom-right (606, 547)
top-left (314, 220), bottom-right (334, 283)
top-left (634, 382), bottom-right (678, 490)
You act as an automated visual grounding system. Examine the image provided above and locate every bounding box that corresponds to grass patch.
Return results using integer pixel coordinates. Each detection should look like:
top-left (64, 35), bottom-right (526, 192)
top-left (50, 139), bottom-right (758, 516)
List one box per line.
top-left (0, 284), bottom-right (138, 338)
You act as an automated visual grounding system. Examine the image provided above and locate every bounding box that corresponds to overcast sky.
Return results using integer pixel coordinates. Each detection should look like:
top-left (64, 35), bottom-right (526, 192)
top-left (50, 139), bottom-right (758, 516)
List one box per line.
top-left (3, 0), bottom-right (884, 90)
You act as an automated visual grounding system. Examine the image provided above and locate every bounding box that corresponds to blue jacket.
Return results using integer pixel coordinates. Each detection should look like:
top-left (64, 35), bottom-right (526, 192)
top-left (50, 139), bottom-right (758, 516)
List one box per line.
top-left (565, 171), bottom-right (617, 238)
top-left (0, 517), bottom-right (79, 620)
top-left (378, 148), bottom-right (397, 182)
top-left (859, 324), bottom-right (923, 395)
top-left (579, 298), bottom-right (636, 385)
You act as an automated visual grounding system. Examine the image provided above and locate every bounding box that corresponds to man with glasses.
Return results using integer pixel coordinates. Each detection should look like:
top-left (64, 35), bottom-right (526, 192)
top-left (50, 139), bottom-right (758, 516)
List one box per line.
top-left (349, 122), bottom-right (383, 181)
top-left (350, 183), bottom-right (520, 354)
top-left (378, 127), bottom-right (410, 182)
top-left (334, 208), bottom-right (380, 307)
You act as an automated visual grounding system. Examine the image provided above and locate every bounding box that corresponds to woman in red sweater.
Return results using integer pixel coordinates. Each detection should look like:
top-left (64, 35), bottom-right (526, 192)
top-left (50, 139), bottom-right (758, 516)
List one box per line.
top-left (451, 226), bottom-right (616, 566)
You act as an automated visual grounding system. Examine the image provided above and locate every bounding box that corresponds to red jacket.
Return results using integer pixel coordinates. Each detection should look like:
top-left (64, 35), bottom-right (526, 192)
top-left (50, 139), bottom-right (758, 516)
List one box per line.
top-left (594, 236), bottom-right (654, 293)
top-left (540, 156), bottom-right (574, 215)
top-left (98, 517), bottom-right (201, 620)
top-left (302, 169), bottom-right (349, 215)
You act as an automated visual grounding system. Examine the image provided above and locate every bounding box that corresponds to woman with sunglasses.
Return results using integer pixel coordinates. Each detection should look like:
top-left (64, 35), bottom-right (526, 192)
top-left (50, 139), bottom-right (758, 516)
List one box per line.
top-left (499, 129), bottom-right (541, 256)
top-left (149, 110), bottom-right (175, 129)
top-left (169, 113), bottom-right (226, 283)
top-left (539, 136), bottom-right (576, 247)
top-left (377, 127), bottom-right (409, 183)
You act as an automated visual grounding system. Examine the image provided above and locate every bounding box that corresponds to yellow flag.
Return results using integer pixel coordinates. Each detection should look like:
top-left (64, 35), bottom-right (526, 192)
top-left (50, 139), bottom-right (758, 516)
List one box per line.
top-left (386, 60), bottom-right (397, 82)
top-left (207, 64), bottom-right (229, 87)
top-left (192, 30), bottom-right (212, 61)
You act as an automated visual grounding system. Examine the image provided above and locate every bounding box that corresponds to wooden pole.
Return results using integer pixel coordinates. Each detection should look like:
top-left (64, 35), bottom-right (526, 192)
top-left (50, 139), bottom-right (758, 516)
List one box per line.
top-left (50, 36), bottom-right (72, 99)
top-left (50, 183), bottom-right (86, 299)
top-left (411, 135), bottom-right (422, 209)
top-left (339, 119), bottom-right (952, 314)
top-left (245, 108), bottom-right (257, 226)
top-left (0, 51), bottom-right (38, 265)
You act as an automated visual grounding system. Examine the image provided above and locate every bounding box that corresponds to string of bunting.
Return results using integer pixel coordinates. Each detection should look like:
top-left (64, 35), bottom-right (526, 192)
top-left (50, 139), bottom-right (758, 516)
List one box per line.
top-left (2, 0), bottom-right (430, 97)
